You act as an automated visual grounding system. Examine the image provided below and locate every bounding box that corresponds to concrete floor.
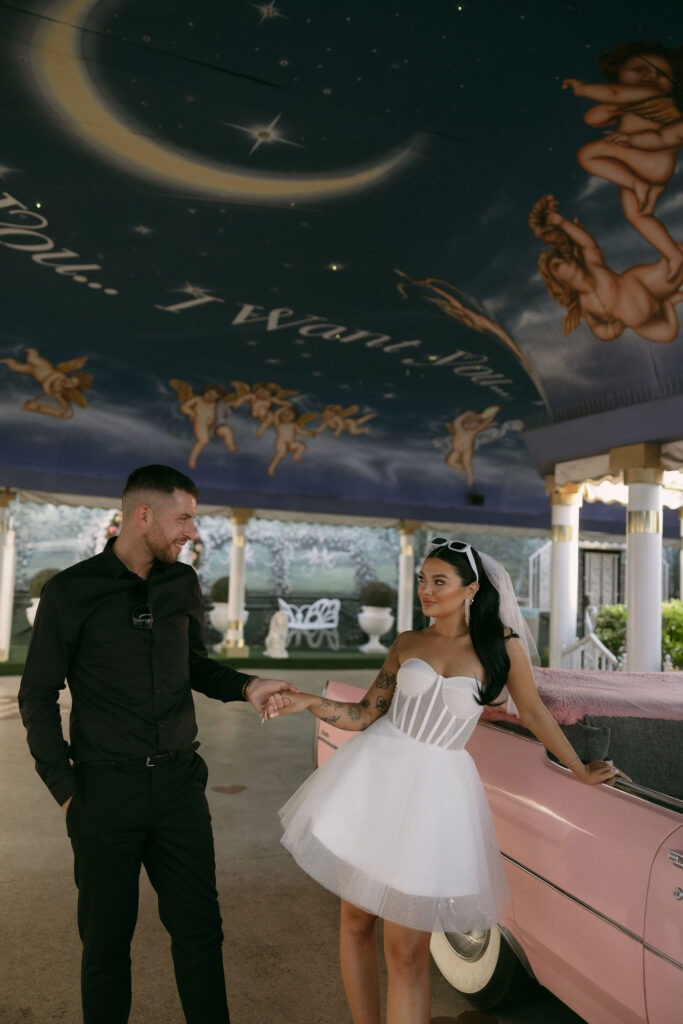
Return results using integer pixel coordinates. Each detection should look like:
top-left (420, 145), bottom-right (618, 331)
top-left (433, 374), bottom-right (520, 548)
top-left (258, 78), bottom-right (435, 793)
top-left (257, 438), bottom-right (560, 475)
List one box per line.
top-left (0, 671), bottom-right (585, 1024)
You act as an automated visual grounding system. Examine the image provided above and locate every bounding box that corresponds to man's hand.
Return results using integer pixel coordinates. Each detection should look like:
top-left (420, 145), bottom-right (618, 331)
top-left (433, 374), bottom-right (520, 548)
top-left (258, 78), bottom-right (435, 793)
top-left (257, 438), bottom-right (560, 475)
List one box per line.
top-left (61, 797), bottom-right (72, 815)
top-left (245, 677), bottom-right (299, 716)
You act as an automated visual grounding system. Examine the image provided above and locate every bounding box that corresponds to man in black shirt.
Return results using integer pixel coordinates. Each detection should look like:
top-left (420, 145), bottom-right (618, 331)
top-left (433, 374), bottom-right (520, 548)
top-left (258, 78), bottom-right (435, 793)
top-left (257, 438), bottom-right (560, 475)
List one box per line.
top-left (19, 465), bottom-right (296, 1024)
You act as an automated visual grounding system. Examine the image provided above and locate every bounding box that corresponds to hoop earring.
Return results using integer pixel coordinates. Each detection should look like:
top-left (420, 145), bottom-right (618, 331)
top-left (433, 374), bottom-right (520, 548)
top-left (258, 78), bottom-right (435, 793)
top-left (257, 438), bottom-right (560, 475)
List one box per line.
top-left (465, 597), bottom-right (472, 629)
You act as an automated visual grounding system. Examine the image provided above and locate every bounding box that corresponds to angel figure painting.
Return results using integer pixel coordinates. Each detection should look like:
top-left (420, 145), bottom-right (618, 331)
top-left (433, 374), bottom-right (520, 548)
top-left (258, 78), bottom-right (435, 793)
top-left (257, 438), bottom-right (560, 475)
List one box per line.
top-left (267, 404), bottom-right (317, 476)
top-left (170, 380), bottom-right (239, 469)
top-left (530, 195), bottom-right (683, 343)
top-left (444, 406), bottom-right (501, 487)
top-left (230, 380), bottom-right (299, 438)
top-left (563, 40), bottom-right (683, 280)
top-left (1, 347), bottom-right (92, 419)
top-left (313, 404), bottom-right (377, 438)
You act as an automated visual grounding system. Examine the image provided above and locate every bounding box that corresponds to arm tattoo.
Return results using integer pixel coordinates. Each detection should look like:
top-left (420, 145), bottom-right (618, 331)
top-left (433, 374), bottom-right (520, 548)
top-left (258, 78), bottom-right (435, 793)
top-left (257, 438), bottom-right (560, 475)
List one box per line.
top-left (375, 667), bottom-right (397, 690)
top-left (375, 696), bottom-right (388, 712)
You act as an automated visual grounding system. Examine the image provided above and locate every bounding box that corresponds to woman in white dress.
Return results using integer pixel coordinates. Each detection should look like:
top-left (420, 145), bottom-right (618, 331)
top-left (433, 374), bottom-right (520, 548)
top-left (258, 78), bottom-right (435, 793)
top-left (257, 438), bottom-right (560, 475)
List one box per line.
top-left (264, 539), bottom-right (623, 1024)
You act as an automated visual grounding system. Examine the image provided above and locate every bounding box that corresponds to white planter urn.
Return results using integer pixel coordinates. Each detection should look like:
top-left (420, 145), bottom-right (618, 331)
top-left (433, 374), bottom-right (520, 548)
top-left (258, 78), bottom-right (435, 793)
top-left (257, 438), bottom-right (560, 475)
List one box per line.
top-left (26, 597), bottom-right (40, 627)
top-left (210, 603), bottom-right (249, 652)
top-left (209, 602), bottom-right (230, 635)
top-left (357, 606), bottom-right (394, 654)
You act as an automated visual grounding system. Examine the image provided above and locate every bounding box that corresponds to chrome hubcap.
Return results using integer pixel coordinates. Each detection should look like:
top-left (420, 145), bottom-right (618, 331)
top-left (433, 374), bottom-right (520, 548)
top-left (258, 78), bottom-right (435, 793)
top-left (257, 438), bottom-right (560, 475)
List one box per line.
top-left (443, 928), bottom-right (491, 962)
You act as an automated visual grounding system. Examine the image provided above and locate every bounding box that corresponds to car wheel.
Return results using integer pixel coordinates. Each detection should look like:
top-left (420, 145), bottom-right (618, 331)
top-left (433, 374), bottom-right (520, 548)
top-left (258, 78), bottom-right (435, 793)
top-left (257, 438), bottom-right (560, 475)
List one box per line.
top-left (430, 926), bottom-right (533, 1010)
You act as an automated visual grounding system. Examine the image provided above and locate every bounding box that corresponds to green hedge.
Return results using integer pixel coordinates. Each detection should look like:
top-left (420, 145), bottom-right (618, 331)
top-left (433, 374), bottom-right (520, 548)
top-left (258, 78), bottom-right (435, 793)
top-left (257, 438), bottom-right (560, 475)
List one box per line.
top-left (595, 600), bottom-right (683, 669)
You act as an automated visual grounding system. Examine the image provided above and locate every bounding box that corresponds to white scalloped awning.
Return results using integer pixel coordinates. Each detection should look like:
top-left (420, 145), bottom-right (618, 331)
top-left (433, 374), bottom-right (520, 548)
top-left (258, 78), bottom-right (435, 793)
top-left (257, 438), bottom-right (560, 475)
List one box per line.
top-left (554, 443), bottom-right (683, 509)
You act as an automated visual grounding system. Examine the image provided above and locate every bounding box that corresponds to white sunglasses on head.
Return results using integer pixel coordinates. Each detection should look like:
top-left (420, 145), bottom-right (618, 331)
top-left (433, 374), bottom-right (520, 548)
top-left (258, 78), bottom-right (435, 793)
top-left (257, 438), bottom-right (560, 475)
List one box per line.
top-left (427, 537), bottom-right (479, 582)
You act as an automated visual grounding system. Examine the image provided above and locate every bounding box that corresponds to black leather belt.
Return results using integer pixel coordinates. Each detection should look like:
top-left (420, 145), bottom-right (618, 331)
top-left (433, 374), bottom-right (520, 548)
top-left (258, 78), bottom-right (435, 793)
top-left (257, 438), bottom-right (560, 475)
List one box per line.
top-left (77, 742), bottom-right (199, 770)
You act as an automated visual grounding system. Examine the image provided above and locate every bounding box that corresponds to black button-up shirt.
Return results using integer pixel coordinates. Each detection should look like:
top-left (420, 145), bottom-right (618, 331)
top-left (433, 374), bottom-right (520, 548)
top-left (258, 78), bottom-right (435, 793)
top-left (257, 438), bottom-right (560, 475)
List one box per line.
top-left (19, 539), bottom-right (251, 805)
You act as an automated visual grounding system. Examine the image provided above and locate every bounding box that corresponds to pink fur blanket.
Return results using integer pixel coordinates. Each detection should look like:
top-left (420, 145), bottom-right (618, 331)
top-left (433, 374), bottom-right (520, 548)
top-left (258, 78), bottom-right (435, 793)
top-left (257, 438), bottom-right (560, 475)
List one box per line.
top-left (482, 668), bottom-right (683, 726)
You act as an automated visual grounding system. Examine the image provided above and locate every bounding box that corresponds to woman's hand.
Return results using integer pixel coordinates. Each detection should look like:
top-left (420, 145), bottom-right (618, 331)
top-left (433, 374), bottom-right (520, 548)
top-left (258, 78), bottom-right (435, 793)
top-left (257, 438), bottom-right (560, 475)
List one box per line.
top-left (263, 691), bottom-right (314, 720)
top-left (573, 760), bottom-right (631, 786)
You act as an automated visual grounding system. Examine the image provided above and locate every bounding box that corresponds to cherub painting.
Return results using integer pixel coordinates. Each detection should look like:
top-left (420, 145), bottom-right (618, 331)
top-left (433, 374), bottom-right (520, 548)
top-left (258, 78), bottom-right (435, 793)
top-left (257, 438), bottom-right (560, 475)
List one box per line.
top-left (563, 40), bottom-right (683, 279)
top-left (170, 380), bottom-right (239, 469)
top-left (313, 404), bottom-right (377, 438)
top-left (530, 195), bottom-right (683, 343)
top-left (231, 380), bottom-right (299, 438)
top-left (445, 406), bottom-right (500, 486)
top-left (267, 404), bottom-right (317, 476)
top-left (0, 347), bottom-right (92, 419)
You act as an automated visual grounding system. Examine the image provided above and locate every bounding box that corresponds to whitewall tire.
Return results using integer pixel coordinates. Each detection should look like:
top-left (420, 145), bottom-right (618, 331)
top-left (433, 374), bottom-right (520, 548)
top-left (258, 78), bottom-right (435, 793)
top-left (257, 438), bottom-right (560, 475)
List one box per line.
top-left (430, 926), bottom-right (532, 1010)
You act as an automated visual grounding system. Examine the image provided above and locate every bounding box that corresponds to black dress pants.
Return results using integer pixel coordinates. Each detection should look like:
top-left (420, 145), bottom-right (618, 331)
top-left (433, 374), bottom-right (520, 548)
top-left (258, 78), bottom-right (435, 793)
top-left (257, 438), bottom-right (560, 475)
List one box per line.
top-left (67, 752), bottom-right (230, 1024)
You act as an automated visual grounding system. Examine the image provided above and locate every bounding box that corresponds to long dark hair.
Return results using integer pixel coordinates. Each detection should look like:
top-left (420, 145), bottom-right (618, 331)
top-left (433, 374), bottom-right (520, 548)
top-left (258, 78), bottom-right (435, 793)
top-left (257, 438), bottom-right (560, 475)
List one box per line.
top-left (427, 544), bottom-right (509, 706)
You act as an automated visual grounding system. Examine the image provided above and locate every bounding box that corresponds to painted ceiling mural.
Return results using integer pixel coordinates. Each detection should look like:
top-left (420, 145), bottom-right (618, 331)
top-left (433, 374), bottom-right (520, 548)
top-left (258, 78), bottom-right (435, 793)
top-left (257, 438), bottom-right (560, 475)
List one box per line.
top-left (0, 0), bottom-right (681, 531)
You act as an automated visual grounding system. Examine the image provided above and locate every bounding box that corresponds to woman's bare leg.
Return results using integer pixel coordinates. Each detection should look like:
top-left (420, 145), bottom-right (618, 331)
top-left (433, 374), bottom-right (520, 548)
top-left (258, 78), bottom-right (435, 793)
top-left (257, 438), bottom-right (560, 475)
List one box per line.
top-left (383, 921), bottom-right (432, 1024)
top-left (340, 900), bottom-right (380, 1024)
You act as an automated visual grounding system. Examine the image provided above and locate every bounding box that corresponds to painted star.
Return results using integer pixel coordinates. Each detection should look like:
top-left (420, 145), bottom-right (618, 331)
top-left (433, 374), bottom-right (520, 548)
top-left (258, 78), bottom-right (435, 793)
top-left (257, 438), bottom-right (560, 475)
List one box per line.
top-left (175, 283), bottom-right (216, 298)
top-left (250, 2), bottom-right (287, 24)
top-left (132, 224), bottom-right (153, 235)
top-left (222, 112), bottom-right (303, 156)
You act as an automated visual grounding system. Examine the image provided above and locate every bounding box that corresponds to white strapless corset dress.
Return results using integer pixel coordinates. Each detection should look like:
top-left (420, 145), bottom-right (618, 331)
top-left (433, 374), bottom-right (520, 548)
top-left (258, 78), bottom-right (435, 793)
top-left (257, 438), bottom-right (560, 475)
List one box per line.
top-left (279, 658), bottom-right (510, 933)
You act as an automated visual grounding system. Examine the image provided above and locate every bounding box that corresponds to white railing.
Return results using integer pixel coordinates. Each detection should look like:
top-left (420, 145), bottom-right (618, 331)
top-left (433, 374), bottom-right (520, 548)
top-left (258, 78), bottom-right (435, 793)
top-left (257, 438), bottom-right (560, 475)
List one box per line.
top-left (561, 633), bottom-right (619, 671)
top-left (561, 608), bottom-right (619, 671)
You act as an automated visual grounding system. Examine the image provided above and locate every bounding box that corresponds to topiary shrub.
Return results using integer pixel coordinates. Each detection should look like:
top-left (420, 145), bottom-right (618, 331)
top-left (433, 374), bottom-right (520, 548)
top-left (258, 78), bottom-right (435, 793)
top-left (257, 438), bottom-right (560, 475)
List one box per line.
top-left (209, 576), bottom-right (229, 603)
top-left (28, 568), bottom-right (60, 598)
top-left (662, 600), bottom-right (683, 668)
top-left (359, 581), bottom-right (395, 608)
top-left (595, 601), bottom-right (683, 668)
top-left (594, 604), bottom-right (626, 658)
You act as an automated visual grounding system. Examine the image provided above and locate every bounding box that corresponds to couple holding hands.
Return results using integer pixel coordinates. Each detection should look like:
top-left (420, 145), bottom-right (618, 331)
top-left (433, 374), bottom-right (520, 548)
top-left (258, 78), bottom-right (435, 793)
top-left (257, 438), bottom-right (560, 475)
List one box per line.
top-left (19, 465), bottom-right (620, 1024)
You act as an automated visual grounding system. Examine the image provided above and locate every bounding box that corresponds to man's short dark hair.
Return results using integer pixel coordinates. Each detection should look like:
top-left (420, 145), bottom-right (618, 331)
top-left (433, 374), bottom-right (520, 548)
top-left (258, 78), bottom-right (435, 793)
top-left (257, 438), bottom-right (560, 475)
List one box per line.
top-left (123, 465), bottom-right (199, 500)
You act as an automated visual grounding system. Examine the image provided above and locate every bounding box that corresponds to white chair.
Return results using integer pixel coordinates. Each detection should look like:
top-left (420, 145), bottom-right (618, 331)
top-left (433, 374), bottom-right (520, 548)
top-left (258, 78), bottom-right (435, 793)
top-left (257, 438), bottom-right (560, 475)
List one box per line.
top-left (277, 596), bottom-right (341, 631)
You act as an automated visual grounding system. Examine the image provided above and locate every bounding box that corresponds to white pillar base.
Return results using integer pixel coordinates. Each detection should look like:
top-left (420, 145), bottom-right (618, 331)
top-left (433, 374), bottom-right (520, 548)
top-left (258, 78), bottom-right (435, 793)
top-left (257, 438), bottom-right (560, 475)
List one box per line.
top-left (397, 522), bottom-right (419, 633)
top-left (548, 498), bottom-right (581, 669)
top-left (626, 481), bottom-right (663, 672)
top-left (0, 499), bottom-right (16, 663)
top-left (219, 510), bottom-right (251, 658)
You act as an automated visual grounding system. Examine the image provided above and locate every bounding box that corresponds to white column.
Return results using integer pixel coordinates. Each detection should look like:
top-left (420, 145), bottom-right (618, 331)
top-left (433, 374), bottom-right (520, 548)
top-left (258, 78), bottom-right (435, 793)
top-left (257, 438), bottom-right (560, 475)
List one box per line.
top-left (679, 509), bottom-right (683, 600)
top-left (0, 491), bottom-right (17, 663)
top-left (625, 470), bottom-right (663, 671)
top-left (219, 508), bottom-right (252, 658)
top-left (547, 479), bottom-right (582, 668)
top-left (397, 520), bottom-right (420, 633)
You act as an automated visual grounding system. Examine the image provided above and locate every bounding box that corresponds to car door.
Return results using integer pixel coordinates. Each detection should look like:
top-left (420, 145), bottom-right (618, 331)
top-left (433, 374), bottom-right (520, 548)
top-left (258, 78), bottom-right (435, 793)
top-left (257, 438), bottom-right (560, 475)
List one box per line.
top-left (643, 824), bottom-right (683, 1024)
top-left (468, 723), bottom-right (679, 1024)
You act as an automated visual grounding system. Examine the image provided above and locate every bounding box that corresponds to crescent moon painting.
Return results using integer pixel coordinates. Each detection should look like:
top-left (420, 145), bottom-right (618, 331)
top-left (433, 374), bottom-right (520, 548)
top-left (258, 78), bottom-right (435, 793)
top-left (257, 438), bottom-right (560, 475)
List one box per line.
top-left (31, 0), bottom-right (417, 203)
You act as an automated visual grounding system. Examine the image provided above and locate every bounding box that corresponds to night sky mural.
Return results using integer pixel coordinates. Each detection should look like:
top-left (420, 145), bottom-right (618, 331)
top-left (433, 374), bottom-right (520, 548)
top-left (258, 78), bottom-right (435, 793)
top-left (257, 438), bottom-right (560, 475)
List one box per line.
top-left (0, 0), bottom-right (681, 531)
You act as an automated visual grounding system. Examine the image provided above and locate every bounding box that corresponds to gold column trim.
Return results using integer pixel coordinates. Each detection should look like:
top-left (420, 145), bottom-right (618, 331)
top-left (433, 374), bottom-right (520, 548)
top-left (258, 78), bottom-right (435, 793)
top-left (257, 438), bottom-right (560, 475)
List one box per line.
top-left (228, 619), bottom-right (244, 631)
top-left (231, 507), bottom-right (253, 526)
top-left (401, 543), bottom-right (414, 556)
top-left (627, 510), bottom-right (662, 535)
top-left (0, 489), bottom-right (16, 508)
top-left (624, 467), bottom-right (664, 485)
top-left (552, 525), bottom-right (576, 543)
top-left (546, 477), bottom-right (583, 507)
top-left (609, 442), bottom-right (662, 473)
top-left (399, 518), bottom-right (421, 535)
top-left (232, 535), bottom-right (246, 548)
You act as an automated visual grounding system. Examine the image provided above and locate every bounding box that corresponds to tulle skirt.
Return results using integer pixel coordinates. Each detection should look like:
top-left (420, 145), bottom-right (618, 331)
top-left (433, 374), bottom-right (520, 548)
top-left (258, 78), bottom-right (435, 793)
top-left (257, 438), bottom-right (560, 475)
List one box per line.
top-left (279, 715), bottom-right (510, 933)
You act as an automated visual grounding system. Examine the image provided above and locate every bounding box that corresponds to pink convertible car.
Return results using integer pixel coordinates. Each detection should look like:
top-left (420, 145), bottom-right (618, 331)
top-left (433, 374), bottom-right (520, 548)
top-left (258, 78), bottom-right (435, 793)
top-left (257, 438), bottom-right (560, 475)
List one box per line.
top-left (315, 671), bottom-right (683, 1024)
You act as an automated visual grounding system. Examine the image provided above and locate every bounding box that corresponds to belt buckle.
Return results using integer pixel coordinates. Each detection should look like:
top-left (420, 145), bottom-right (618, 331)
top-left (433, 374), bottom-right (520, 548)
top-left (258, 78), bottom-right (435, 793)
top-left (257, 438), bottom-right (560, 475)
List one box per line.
top-left (145, 755), bottom-right (155, 768)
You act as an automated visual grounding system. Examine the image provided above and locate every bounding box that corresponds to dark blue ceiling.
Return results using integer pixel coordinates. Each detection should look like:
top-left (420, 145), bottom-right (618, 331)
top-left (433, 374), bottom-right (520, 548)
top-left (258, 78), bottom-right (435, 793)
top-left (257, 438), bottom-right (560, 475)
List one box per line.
top-left (1, 0), bottom-right (681, 532)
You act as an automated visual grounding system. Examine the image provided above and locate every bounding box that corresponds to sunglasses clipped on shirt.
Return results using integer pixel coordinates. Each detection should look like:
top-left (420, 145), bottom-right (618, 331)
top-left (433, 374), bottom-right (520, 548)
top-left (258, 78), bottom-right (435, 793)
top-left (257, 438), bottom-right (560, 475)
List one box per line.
top-left (130, 581), bottom-right (154, 630)
top-left (427, 537), bottom-right (479, 581)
